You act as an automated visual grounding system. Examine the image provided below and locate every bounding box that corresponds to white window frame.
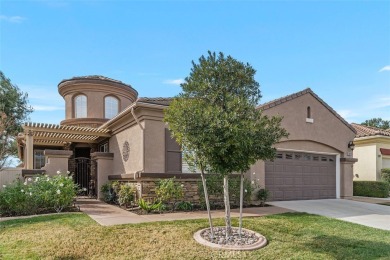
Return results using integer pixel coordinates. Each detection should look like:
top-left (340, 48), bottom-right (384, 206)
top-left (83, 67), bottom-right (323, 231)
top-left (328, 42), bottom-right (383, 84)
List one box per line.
top-left (75, 95), bottom-right (87, 118)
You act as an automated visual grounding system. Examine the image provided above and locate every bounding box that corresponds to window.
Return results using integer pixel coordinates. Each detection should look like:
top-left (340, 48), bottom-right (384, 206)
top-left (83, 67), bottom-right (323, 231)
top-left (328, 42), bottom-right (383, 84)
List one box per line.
top-left (74, 95), bottom-right (87, 118)
top-left (286, 153), bottom-right (293, 159)
top-left (105, 96), bottom-right (119, 119)
top-left (295, 154), bottom-right (302, 160)
top-left (276, 153), bottom-right (283, 159)
top-left (321, 156), bottom-right (328, 161)
top-left (99, 142), bottom-right (108, 152)
top-left (34, 150), bottom-right (45, 169)
top-left (307, 106), bottom-right (311, 118)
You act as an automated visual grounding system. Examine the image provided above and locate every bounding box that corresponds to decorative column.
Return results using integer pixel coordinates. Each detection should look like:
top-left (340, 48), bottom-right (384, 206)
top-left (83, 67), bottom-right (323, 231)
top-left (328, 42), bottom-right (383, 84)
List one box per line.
top-left (25, 130), bottom-right (34, 169)
top-left (340, 157), bottom-right (358, 198)
top-left (91, 152), bottom-right (114, 200)
top-left (41, 150), bottom-right (73, 176)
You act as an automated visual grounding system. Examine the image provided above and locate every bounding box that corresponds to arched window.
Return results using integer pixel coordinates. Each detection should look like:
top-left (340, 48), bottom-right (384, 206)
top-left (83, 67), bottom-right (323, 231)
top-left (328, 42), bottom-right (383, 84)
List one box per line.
top-left (74, 95), bottom-right (87, 118)
top-left (307, 106), bottom-right (311, 118)
top-left (105, 96), bottom-right (119, 119)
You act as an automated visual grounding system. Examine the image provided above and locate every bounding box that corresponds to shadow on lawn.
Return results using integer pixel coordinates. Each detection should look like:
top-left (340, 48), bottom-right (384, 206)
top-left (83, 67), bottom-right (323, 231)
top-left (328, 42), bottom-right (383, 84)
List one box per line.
top-left (304, 234), bottom-right (390, 259)
top-left (0, 213), bottom-right (85, 227)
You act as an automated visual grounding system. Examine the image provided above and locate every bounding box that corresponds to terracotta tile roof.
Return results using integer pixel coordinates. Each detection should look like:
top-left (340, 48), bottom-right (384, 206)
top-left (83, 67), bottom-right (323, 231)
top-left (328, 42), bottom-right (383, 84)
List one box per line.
top-left (380, 148), bottom-right (390, 155)
top-left (257, 88), bottom-right (356, 133)
top-left (351, 123), bottom-right (390, 138)
top-left (138, 97), bottom-right (174, 106)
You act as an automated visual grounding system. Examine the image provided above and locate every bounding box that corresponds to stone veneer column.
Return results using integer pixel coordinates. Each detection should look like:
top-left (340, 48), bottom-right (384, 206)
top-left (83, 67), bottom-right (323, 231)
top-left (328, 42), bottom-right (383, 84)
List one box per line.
top-left (41, 150), bottom-right (73, 176)
top-left (91, 152), bottom-right (114, 200)
top-left (340, 157), bottom-right (358, 198)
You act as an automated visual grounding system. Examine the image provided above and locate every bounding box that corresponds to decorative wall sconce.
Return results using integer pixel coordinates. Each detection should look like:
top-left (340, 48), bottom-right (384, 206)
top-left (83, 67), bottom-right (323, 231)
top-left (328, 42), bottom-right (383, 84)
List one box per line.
top-left (348, 141), bottom-right (355, 151)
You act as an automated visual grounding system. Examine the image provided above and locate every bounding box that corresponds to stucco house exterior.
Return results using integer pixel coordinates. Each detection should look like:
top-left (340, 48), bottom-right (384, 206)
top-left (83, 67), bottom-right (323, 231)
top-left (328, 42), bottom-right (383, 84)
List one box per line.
top-left (351, 123), bottom-right (390, 181)
top-left (17, 76), bottom-right (357, 201)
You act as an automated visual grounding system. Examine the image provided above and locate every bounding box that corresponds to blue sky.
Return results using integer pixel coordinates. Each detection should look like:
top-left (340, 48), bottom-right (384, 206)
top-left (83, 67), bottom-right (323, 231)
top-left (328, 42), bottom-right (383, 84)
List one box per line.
top-left (1, 0), bottom-right (389, 124)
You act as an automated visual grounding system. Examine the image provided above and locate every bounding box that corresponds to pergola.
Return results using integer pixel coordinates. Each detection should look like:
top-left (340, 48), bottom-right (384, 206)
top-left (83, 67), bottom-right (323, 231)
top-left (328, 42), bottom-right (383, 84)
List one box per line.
top-left (19, 123), bottom-right (111, 169)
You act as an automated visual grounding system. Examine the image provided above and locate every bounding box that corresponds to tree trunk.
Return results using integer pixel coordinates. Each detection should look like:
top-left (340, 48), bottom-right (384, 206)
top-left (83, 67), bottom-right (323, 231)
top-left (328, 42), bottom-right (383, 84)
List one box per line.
top-left (223, 175), bottom-right (232, 238)
top-left (200, 168), bottom-right (214, 239)
top-left (239, 172), bottom-right (244, 237)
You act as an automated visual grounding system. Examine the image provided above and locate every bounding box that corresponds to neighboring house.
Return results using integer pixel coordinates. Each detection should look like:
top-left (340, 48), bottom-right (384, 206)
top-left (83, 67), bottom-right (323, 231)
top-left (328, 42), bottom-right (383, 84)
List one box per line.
top-left (351, 123), bottom-right (390, 181)
top-left (17, 76), bottom-right (357, 201)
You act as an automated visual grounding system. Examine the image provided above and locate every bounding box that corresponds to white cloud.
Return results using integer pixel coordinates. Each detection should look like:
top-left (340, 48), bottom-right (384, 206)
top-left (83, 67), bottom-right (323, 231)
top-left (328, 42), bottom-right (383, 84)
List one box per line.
top-left (0, 15), bottom-right (26, 23)
top-left (379, 66), bottom-right (390, 72)
top-left (336, 110), bottom-right (359, 121)
top-left (163, 79), bottom-right (185, 85)
top-left (33, 105), bottom-right (64, 111)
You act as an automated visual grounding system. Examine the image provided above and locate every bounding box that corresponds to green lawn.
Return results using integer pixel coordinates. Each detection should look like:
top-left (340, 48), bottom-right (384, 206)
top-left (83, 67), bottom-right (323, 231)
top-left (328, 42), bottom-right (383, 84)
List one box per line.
top-left (0, 212), bottom-right (389, 259)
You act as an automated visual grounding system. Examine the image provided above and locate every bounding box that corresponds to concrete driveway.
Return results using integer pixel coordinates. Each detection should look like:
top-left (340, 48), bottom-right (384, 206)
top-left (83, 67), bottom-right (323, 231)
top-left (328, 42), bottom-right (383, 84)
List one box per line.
top-left (268, 199), bottom-right (390, 231)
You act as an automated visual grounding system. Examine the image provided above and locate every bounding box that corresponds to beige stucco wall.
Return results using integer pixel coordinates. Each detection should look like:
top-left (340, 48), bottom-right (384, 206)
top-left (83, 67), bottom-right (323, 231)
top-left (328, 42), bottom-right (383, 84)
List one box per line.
top-left (245, 92), bottom-right (356, 197)
top-left (91, 152), bottom-right (114, 200)
top-left (143, 120), bottom-right (166, 173)
top-left (109, 121), bottom-right (144, 175)
top-left (353, 137), bottom-right (390, 181)
top-left (261, 93), bottom-right (355, 157)
top-left (353, 144), bottom-right (377, 180)
top-left (58, 78), bottom-right (138, 126)
top-left (41, 150), bottom-right (73, 176)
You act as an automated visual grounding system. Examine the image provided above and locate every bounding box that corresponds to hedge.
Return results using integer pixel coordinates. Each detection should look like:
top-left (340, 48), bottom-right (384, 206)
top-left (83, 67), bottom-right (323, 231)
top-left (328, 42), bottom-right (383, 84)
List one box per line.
top-left (381, 168), bottom-right (390, 183)
top-left (353, 181), bottom-right (389, 198)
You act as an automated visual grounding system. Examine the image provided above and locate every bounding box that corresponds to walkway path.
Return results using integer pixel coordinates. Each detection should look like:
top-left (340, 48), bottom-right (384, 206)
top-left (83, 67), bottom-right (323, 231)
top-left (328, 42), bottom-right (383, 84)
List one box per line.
top-left (76, 198), bottom-right (293, 226)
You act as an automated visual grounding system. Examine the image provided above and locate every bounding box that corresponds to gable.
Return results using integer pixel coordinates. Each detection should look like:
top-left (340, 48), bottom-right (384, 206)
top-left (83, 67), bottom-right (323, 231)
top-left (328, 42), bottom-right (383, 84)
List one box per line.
top-left (260, 90), bottom-right (356, 155)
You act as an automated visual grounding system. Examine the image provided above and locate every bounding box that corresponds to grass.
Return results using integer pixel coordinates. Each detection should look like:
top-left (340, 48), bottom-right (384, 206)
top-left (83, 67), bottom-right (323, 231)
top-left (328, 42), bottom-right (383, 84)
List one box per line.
top-left (0, 212), bottom-right (389, 259)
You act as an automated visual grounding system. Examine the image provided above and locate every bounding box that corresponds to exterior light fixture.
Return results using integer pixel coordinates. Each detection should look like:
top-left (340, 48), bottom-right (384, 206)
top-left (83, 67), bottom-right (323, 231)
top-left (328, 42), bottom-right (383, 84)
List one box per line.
top-left (348, 141), bottom-right (355, 151)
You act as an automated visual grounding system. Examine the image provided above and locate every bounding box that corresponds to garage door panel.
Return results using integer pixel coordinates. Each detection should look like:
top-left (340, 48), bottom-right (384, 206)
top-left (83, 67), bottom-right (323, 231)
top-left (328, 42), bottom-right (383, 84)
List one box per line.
top-left (265, 152), bottom-right (336, 201)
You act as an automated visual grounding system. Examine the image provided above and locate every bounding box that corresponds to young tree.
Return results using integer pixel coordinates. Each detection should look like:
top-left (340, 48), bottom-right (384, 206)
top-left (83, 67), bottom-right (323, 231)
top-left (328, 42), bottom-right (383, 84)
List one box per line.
top-left (361, 118), bottom-right (390, 130)
top-left (165, 51), bottom-right (288, 238)
top-left (0, 71), bottom-right (32, 169)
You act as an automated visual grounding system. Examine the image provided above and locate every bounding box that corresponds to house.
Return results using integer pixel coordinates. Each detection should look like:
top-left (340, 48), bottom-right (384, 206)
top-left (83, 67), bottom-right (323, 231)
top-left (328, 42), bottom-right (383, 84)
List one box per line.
top-left (17, 76), bottom-right (357, 201)
top-left (351, 123), bottom-right (390, 181)
top-left (245, 88), bottom-right (357, 201)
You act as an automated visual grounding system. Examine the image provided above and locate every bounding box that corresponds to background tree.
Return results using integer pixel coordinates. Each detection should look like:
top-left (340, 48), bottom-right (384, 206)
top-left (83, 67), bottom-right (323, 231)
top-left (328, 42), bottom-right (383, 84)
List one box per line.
top-left (0, 71), bottom-right (32, 169)
top-left (165, 51), bottom-right (288, 238)
top-left (361, 118), bottom-right (390, 130)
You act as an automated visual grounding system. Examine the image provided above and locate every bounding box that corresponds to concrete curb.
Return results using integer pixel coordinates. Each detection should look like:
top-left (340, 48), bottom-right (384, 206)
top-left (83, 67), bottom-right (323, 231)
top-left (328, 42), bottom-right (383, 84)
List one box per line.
top-left (193, 227), bottom-right (268, 251)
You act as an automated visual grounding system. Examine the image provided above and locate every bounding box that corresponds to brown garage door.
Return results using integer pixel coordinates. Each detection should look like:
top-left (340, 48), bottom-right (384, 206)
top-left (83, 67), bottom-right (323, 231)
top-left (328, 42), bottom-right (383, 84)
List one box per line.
top-left (265, 151), bottom-right (336, 201)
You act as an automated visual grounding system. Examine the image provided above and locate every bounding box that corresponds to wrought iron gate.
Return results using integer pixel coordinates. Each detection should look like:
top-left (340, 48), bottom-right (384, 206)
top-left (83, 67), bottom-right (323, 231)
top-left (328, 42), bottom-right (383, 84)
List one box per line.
top-left (74, 157), bottom-right (91, 196)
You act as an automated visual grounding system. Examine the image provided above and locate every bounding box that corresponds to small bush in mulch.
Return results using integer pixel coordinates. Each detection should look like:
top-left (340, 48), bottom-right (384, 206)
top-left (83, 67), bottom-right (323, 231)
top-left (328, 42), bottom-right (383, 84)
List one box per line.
top-left (353, 181), bottom-right (389, 198)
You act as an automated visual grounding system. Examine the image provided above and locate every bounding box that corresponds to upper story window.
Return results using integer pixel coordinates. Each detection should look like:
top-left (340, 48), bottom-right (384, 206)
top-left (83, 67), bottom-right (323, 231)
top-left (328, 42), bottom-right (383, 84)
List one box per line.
top-left (105, 96), bottom-right (119, 119)
top-left (74, 95), bottom-right (87, 118)
top-left (307, 106), bottom-right (311, 118)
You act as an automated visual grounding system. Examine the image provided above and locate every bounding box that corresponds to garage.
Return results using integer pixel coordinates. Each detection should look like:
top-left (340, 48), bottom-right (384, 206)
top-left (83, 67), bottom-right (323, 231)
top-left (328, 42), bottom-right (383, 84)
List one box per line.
top-left (265, 151), bottom-right (336, 201)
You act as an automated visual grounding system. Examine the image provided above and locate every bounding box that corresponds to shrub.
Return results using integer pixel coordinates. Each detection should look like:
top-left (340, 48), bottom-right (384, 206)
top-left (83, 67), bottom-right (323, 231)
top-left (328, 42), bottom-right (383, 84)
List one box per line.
top-left (381, 168), bottom-right (390, 184)
top-left (138, 198), bottom-right (161, 213)
top-left (155, 178), bottom-right (184, 211)
top-left (197, 174), bottom-right (253, 207)
top-left (256, 188), bottom-right (270, 206)
top-left (100, 182), bottom-right (117, 203)
top-left (117, 184), bottom-right (135, 207)
top-left (353, 181), bottom-right (389, 198)
top-left (0, 173), bottom-right (77, 216)
top-left (176, 201), bottom-right (193, 211)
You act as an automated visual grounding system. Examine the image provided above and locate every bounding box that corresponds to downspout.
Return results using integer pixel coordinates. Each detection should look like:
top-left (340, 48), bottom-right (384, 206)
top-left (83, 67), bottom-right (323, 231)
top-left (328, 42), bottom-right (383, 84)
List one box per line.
top-left (130, 101), bottom-right (145, 182)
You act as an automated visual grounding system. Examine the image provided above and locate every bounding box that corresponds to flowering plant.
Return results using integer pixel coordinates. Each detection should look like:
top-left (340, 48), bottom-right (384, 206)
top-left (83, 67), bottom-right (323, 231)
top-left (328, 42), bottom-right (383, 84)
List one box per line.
top-left (0, 172), bottom-right (77, 216)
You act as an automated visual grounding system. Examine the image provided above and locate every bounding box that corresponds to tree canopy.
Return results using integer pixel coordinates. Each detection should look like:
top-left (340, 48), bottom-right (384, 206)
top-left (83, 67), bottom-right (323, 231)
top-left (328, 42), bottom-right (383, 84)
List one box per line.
top-left (165, 51), bottom-right (288, 175)
top-left (361, 118), bottom-right (390, 130)
top-left (165, 51), bottom-right (288, 237)
top-left (0, 71), bottom-right (32, 168)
